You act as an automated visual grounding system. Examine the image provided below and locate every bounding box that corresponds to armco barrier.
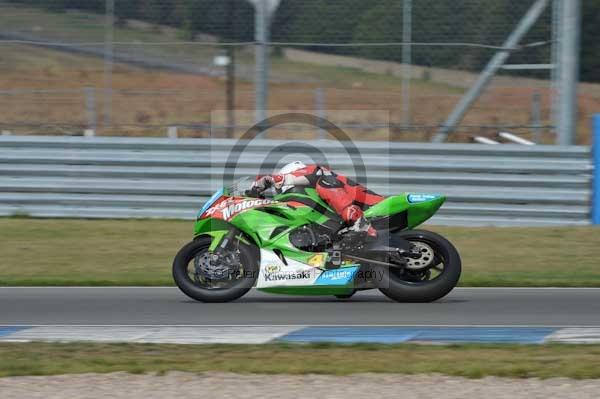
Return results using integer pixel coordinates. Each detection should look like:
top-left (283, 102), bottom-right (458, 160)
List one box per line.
top-left (0, 135), bottom-right (593, 226)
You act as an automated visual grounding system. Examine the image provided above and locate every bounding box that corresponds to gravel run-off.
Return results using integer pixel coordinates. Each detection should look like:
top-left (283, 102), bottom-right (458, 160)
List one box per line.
top-left (2, 372), bottom-right (600, 399)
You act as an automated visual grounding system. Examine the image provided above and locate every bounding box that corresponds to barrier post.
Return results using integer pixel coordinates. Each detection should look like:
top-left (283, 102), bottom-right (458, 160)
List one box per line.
top-left (593, 115), bottom-right (600, 225)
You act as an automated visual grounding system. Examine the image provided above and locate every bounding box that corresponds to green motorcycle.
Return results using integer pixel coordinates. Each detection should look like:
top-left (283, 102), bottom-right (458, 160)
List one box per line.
top-left (173, 177), bottom-right (461, 303)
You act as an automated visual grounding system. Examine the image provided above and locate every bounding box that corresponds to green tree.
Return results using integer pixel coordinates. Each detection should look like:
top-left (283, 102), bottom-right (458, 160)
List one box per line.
top-left (273, 0), bottom-right (371, 55)
top-left (580, 0), bottom-right (600, 83)
top-left (115, 0), bottom-right (142, 20)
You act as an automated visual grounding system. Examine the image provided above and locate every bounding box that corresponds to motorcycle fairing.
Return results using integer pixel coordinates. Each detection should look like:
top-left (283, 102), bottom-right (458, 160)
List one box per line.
top-left (365, 194), bottom-right (445, 229)
top-left (256, 248), bottom-right (360, 294)
top-left (193, 186), bottom-right (445, 293)
top-left (199, 196), bottom-right (277, 221)
top-left (256, 249), bottom-right (321, 288)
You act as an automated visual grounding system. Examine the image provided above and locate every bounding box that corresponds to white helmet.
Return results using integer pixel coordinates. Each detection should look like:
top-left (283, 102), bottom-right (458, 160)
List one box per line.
top-left (279, 161), bottom-right (306, 175)
top-left (276, 161), bottom-right (307, 193)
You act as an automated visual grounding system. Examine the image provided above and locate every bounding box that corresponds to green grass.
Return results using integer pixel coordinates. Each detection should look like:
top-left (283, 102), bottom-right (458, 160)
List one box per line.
top-left (0, 218), bottom-right (186, 286)
top-left (436, 225), bottom-right (600, 287)
top-left (1, 342), bottom-right (600, 379)
top-left (0, 3), bottom-right (217, 67)
top-left (270, 55), bottom-right (464, 92)
top-left (0, 3), bottom-right (179, 44)
top-left (0, 219), bottom-right (599, 287)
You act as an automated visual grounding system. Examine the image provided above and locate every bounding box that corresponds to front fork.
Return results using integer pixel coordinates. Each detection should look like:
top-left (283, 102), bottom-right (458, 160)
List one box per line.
top-left (214, 228), bottom-right (239, 254)
top-left (204, 228), bottom-right (246, 254)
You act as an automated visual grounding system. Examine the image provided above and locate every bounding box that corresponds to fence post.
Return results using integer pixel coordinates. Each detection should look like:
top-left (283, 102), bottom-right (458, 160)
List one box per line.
top-left (401, 0), bottom-right (412, 128)
top-left (254, 0), bottom-right (269, 127)
top-left (314, 88), bottom-right (326, 139)
top-left (531, 91), bottom-right (542, 143)
top-left (168, 126), bottom-right (178, 139)
top-left (556, 0), bottom-right (581, 146)
top-left (84, 86), bottom-right (97, 134)
top-left (593, 114), bottom-right (600, 225)
top-left (103, 0), bottom-right (115, 127)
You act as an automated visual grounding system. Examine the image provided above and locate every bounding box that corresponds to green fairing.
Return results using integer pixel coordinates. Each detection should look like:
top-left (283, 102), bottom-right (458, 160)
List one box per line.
top-left (193, 191), bottom-right (331, 263)
top-left (233, 191), bottom-right (333, 264)
top-left (194, 219), bottom-right (229, 251)
top-left (194, 218), bottom-right (231, 237)
top-left (192, 190), bottom-right (444, 295)
top-left (195, 192), bottom-right (443, 256)
top-left (364, 195), bottom-right (445, 229)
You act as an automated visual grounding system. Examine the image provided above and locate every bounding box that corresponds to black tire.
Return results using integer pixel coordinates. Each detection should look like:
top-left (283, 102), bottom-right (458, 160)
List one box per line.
top-left (172, 236), bottom-right (259, 303)
top-left (378, 229), bottom-right (461, 303)
top-left (334, 290), bottom-right (357, 299)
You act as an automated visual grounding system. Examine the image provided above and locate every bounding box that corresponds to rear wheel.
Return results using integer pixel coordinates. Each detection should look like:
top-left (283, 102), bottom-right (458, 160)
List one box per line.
top-left (378, 230), bottom-right (461, 303)
top-left (172, 236), bottom-right (258, 303)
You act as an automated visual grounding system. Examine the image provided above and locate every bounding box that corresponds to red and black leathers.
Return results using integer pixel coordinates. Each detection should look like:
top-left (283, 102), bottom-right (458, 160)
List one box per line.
top-left (252, 164), bottom-right (384, 236)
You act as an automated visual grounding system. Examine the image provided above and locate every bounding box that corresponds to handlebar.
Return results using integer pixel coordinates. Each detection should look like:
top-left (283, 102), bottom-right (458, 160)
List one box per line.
top-left (244, 188), bottom-right (265, 199)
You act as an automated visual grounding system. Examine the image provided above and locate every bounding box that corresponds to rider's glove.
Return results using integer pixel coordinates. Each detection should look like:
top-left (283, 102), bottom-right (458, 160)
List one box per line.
top-left (251, 175), bottom-right (275, 193)
top-left (244, 187), bottom-right (264, 198)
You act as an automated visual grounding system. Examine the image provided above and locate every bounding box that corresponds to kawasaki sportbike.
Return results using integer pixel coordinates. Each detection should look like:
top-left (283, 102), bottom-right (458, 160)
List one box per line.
top-left (173, 177), bottom-right (461, 303)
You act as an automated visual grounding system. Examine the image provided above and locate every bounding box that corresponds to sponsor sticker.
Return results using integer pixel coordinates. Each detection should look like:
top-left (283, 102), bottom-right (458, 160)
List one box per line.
top-left (307, 253), bottom-right (326, 267)
top-left (407, 194), bottom-right (440, 204)
top-left (265, 264), bottom-right (281, 274)
top-left (205, 198), bottom-right (275, 221)
top-left (263, 270), bottom-right (314, 282)
top-left (315, 266), bottom-right (359, 286)
top-left (197, 188), bottom-right (225, 218)
top-left (256, 249), bottom-right (321, 288)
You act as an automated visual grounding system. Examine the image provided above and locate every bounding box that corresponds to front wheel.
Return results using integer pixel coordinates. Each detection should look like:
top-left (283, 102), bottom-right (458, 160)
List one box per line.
top-left (172, 236), bottom-right (259, 303)
top-left (378, 230), bottom-right (461, 303)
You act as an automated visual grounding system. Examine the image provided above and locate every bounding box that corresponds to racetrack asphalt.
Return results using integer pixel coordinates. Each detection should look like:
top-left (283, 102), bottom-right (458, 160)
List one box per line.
top-left (1, 288), bottom-right (599, 326)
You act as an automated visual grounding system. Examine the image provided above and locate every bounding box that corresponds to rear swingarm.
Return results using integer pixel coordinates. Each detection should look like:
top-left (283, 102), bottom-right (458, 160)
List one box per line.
top-left (345, 254), bottom-right (406, 270)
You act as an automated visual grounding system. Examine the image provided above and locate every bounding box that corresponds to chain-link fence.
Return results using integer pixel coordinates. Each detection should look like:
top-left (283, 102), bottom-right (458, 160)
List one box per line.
top-left (0, 0), bottom-right (597, 143)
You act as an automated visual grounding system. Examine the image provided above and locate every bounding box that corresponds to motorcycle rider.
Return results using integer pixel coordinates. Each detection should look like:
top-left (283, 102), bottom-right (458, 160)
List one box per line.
top-left (249, 161), bottom-right (382, 237)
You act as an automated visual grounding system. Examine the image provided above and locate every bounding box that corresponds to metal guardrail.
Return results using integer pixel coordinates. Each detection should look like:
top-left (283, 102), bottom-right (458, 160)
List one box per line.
top-left (0, 135), bottom-right (593, 226)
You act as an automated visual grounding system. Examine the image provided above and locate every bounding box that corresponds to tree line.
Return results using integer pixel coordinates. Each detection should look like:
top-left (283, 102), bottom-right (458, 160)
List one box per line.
top-left (7, 0), bottom-right (600, 82)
